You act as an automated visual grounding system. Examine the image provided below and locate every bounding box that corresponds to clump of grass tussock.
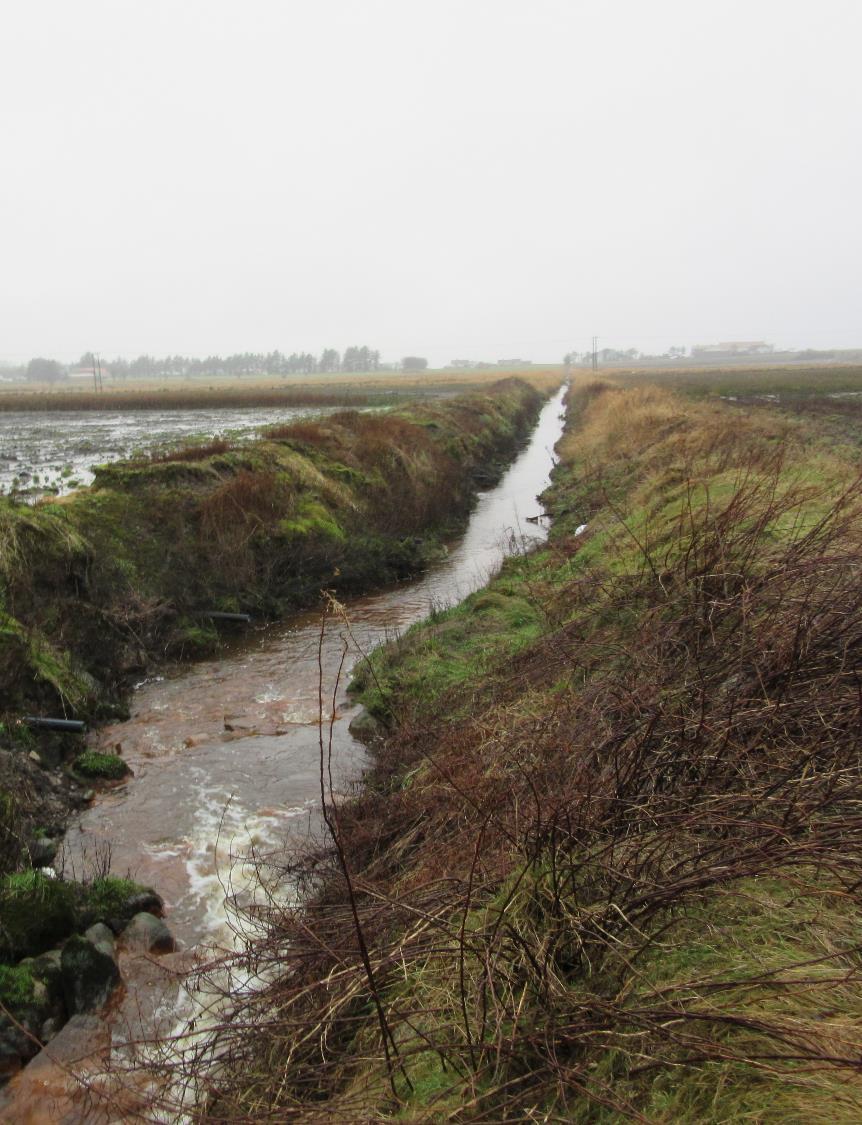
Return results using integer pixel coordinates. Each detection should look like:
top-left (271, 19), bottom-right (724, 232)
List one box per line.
top-left (163, 384), bottom-right (862, 1123)
top-left (144, 438), bottom-right (234, 464)
top-left (0, 498), bottom-right (90, 585)
top-left (73, 750), bottom-right (129, 780)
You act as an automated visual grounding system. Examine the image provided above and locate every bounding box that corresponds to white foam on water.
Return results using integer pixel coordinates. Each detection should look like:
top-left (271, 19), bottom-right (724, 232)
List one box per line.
top-left (116, 787), bottom-right (313, 1120)
top-left (134, 675), bottom-right (165, 690)
top-left (253, 685), bottom-right (286, 704)
top-left (142, 843), bottom-right (185, 861)
top-left (279, 701), bottom-right (322, 724)
top-left (179, 768), bottom-right (314, 947)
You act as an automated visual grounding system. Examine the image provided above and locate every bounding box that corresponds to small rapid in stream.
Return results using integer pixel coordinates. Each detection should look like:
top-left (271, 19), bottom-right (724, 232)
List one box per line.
top-left (1, 385), bottom-right (566, 1122)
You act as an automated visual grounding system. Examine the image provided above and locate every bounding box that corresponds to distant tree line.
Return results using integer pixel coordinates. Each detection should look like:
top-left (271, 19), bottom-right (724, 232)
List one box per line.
top-left (7, 345), bottom-right (435, 383)
top-left (105, 346), bottom-right (385, 380)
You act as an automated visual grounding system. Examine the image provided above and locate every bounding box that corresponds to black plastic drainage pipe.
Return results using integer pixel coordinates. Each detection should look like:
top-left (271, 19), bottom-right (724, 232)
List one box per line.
top-left (196, 611), bottom-right (253, 624)
top-left (23, 716), bottom-right (86, 734)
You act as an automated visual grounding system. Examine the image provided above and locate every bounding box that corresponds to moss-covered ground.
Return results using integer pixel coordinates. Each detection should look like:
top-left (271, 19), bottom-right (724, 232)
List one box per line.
top-left (0, 871), bottom-right (156, 963)
top-left (198, 382), bottom-right (862, 1121)
top-left (72, 751), bottom-right (129, 780)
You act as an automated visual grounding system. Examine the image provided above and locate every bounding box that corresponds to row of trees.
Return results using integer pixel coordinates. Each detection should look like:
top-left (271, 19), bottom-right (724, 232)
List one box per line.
top-left (105, 346), bottom-right (386, 380)
top-left (15, 346), bottom-right (433, 383)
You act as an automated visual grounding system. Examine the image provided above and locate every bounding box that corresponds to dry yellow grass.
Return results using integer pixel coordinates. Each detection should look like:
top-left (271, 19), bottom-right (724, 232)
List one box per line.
top-left (560, 380), bottom-right (847, 481)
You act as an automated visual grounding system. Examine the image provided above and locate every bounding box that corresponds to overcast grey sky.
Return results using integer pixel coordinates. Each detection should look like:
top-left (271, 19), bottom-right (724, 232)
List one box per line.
top-left (1, 0), bottom-right (860, 365)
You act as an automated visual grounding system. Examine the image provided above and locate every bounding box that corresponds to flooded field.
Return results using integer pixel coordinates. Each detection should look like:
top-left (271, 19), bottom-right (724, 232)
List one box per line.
top-left (0, 404), bottom-right (345, 497)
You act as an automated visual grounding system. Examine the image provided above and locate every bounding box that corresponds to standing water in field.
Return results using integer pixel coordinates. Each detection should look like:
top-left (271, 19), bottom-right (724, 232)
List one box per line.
top-left (0, 386), bottom-right (566, 1120)
top-left (0, 404), bottom-right (348, 497)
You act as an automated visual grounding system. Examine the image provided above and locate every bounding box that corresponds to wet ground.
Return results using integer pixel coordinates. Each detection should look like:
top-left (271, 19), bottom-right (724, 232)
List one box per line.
top-left (0, 404), bottom-right (344, 497)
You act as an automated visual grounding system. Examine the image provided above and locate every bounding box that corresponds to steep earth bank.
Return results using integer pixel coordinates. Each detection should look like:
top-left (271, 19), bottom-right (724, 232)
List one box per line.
top-left (200, 383), bottom-right (862, 1121)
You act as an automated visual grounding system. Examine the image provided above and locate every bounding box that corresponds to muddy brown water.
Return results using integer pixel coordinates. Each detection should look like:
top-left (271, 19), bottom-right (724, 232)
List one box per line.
top-left (1, 386), bottom-right (566, 1120)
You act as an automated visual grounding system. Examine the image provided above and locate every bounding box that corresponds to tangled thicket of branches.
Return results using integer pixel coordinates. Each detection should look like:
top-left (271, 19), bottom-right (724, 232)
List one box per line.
top-left (127, 390), bottom-right (862, 1122)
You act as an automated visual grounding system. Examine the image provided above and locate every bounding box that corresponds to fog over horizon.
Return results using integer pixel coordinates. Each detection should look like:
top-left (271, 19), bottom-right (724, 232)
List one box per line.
top-left (2, 0), bottom-right (860, 368)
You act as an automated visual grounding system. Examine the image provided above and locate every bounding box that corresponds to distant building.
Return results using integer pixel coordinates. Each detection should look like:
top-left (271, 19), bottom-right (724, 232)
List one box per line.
top-left (69, 365), bottom-right (111, 380)
top-left (691, 341), bottom-right (774, 358)
top-left (496, 358), bottom-right (533, 366)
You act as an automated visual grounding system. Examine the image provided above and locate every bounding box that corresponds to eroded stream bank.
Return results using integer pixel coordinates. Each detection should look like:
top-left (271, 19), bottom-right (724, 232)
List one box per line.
top-left (1, 385), bottom-right (567, 1120)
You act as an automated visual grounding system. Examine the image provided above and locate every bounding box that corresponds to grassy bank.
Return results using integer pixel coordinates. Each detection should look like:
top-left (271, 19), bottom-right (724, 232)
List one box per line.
top-left (196, 383), bottom-right (862, 1121)
top-left (0, 379), bottom-right (542, 723)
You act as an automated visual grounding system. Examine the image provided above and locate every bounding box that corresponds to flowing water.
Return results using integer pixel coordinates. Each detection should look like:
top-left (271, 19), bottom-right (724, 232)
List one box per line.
top-left (0, 386), bottom-right (567, 1121)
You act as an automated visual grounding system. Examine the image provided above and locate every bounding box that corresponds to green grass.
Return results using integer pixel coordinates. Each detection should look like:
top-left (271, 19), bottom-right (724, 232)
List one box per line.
top-left (277, 497), bottom-right (346, 541)
top-left (73, 751), bottom-right (129, 780)
top-left (79, 876), bottom-right (155, 927)
top-left (350, 565), bottom-right (545, 721)
top-left (566, 876), bottom-right (862, 1123)
top-left (0, 963), bottom-right (35, 1012)
top-left (0, 871), bottom-right (77, 959)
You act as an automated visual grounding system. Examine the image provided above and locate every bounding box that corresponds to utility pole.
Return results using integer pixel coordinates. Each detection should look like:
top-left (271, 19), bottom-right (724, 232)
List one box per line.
top-left (592, 336), bottom-right (599, 373)
top-left (96, 352), bottom-right (103, 392)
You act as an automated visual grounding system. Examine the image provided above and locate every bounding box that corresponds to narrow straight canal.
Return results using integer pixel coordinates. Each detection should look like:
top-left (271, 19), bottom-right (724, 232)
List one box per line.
top-left (1, 385), bottom-right (566, 1122)
top-left (64, 384), bottom-right (567, 952)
